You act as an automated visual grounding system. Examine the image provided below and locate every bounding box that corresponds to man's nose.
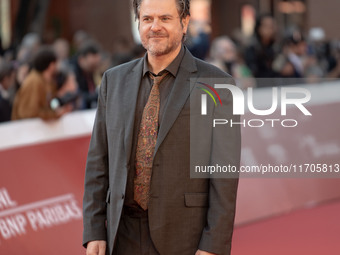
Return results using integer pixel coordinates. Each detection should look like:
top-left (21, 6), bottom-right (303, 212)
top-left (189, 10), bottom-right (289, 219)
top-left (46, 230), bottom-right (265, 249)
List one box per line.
top-left (150, 19), bottom-right (162, 31)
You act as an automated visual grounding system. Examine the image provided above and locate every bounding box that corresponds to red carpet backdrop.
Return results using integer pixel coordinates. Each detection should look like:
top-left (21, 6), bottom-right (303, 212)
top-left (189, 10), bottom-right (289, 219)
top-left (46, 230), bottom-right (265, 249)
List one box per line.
top-left (1, 83), bottom-right (340, 254)
top-left (0, 111), bottom-right (94, 254)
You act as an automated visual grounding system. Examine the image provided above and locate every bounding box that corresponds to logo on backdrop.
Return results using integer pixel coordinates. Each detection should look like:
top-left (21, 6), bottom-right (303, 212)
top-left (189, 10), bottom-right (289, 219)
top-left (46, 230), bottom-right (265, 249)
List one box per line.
top-left (0, 188), bottom-right (82, 242)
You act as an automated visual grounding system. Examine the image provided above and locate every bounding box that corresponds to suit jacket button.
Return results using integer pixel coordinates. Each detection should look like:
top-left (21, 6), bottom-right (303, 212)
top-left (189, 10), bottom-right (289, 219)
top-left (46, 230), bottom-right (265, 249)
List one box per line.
top-left (121, 194), bottom-right (125, 199)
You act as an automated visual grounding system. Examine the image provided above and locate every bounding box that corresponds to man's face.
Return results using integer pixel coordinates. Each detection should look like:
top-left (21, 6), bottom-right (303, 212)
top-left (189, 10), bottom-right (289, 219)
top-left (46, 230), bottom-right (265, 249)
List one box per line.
top-left (86, 54), bottom-right (100, 72)
top-left (81, 53), bottom-right (100, 73)
top-left (2, 71), bottom-right (15, 90)
top-left (49, 62), bottom-right (57, 75)
top-left (219, 40), bottom-right (236, 62)
top-left (259, 17), bottom-right (276, 41)
top-left (139, 0), bottom-right (189, 57)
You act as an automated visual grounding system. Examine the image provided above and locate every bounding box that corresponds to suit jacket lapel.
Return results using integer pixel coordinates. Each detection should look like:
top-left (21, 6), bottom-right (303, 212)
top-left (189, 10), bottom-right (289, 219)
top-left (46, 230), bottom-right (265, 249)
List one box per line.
top-left (123, 59), bottom-right (144, 166)
top-left (154, 49), bottom-right (198, 155)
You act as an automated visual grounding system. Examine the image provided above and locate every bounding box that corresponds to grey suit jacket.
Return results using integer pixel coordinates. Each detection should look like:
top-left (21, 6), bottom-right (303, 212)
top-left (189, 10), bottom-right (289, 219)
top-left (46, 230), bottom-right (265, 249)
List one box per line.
top-left (83, 48), bottom-right (241, 255)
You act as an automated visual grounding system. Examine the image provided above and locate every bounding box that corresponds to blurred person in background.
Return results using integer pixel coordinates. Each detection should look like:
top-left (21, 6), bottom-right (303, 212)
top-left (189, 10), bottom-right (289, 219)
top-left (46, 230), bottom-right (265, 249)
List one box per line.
top-left (327, 40), bottom-right (340, 78)
top-left (16, 33), bottom-right (41, 64)
top-left (72, 30), bottom-right (91, 53)
top-left (9, 33), bottom-right (41, 103)
top-left (208, 36), bottom-right (252, 77)
top-left (208, 36), bottom-right (254, 89)
top-left (9, 61), bottom-right (31, 105)
top-left (72, 43), bottom-right (101, 109)
top-left (0, 61), bottom-right (16, 122)
top-left (112, 38), bottom-right (136, 67)
top-left (94, 51), bottom-right (114, 85)
top-left (185, 20), bottom-right (211, 60)
top-left (55, 68), bottom-right (78, 97)
top-left (273, 30), bottom-right (308, 79)
top-left (307, 27), bottom-right (334, 74)
top-left (12, 47), bottom-right (71, 120)
top-left (53, 38), bottom-right (71, 69)
top-left (50, 67), bottom-right (79, 111)
top-left (245, 14), bottom-right (278, 81)
top-left (285, 30), bottom-right (308, 77)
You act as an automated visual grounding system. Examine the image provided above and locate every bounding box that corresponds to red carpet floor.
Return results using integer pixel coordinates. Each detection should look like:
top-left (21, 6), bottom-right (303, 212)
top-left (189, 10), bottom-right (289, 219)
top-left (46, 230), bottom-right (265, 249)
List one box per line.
top-left (232, 200), bottom-right (340, 255)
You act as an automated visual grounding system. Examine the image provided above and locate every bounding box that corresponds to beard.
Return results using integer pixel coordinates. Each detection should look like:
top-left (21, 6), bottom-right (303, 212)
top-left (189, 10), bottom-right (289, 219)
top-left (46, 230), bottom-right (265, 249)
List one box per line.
top-left (141, 31), bottom-right (182, 56)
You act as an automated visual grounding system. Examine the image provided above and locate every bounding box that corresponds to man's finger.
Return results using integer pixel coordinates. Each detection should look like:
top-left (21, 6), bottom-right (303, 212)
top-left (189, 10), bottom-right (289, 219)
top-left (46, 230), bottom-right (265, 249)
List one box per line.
top-left (86, 249), bottom-right (97, 255)
top-left (86, 240), bottom-right (106, 255)
top-left (86, 246), bottom-right (98, 255)
top-left (98, 244), bottom-right (106, 255)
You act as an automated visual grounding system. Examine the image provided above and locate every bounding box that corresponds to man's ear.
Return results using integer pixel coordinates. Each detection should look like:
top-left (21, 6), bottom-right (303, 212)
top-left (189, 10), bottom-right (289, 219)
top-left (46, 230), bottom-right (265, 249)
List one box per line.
top-left (182, 15), bottom-right (190, 34)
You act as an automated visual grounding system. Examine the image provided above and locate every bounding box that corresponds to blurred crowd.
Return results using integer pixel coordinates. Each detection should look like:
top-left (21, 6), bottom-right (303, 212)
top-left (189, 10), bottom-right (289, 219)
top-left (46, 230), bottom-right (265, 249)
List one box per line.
top-left (1, 14), bottom-right (340, 123)
top-left (203, 14), bottom-right (340, 88)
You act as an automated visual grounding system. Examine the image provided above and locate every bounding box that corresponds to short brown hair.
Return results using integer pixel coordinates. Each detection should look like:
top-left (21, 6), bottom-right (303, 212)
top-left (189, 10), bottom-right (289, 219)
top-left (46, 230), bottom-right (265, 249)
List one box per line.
top-left (132, 0), bottom-right (190, 20)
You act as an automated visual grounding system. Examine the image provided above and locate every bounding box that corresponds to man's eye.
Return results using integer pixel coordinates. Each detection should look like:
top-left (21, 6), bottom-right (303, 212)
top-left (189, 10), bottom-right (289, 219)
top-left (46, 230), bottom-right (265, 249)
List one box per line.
top-left (143, 18), bottom-right (152, 22)
top-left (161, 17), bottom-right (170, 21)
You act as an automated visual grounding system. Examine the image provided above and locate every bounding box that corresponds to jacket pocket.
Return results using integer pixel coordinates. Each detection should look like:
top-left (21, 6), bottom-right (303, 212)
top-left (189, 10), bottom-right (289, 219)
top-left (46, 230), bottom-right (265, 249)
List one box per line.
top-left (184, 193), bottom-right (209, 207)
top-left (106, 189), bottom-right (110, 204)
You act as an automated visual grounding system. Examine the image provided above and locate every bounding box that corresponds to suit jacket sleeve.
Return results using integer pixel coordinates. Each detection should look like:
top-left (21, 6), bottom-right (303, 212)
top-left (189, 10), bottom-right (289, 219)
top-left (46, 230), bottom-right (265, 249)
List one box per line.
top-left (82, 72), bottom-right (109, 247)
top-left (198, 80), bottom-right (241, 255)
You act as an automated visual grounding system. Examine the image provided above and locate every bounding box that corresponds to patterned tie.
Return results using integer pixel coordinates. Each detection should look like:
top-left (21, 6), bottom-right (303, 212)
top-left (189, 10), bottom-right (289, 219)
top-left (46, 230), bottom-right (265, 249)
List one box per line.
top-left (134, 71), bottom-right (169, 210)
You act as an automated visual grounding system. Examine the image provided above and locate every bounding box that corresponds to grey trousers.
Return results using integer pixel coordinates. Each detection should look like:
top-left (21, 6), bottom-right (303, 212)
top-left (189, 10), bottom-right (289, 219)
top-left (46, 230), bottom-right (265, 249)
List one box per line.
top-left (113, 210), bottom-right (160, 255)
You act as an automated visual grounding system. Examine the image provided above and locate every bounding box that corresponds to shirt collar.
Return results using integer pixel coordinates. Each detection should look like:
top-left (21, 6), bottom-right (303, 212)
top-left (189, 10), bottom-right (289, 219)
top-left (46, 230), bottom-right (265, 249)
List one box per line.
top-left (142, 45), bottom-right (185, 77)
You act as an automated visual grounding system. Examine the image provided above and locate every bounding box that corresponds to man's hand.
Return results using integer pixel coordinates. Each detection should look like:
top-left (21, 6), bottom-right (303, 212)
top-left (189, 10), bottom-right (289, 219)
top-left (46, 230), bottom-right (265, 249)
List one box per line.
top-left (86, 240), bottom-right (106, 255)
top-left (195, 249), bottom-right (218, 255)
top-left (56, 104), bottom-right (73, 118)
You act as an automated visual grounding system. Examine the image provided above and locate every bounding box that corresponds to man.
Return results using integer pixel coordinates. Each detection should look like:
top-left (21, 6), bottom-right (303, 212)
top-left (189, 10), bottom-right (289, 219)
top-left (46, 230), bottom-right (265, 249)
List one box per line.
top-left (83, 0), bottom-right (240, 255)
top-left (53, 38), bottom-right (71, 69)
top-left (12, 47), bottom-right (71, 120)
top-left (0, 61), bottom-right (15, 122)
top-left (245, 14), bottom-right (278, 80)
top-left (72, 43), bottom-right (101, 109)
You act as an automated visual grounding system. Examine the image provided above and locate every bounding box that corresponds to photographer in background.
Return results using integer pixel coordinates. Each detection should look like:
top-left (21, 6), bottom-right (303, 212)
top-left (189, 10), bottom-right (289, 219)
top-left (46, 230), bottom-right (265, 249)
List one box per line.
top-left (72, 43), bottom-right (101, 109)
top-left (50, 68), bottom-right (79, 111)
top-left (12, 47), bottom-right (71, 121)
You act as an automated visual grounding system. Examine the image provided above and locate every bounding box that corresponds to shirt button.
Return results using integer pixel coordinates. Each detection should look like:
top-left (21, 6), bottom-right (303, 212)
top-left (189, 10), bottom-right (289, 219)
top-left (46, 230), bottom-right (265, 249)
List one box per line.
top-left (121, 194), bottom-right (125, 199)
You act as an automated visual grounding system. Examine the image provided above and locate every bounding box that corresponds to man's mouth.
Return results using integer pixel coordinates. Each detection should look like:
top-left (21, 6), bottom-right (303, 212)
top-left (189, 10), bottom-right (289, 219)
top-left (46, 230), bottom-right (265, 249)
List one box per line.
top-left (149, 34), bottom-right (167, 39)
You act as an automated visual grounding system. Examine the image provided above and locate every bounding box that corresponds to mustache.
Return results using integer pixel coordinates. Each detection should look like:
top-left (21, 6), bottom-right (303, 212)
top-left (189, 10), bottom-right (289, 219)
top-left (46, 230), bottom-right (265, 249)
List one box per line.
top-left (148, 32), bottom-right (168, 38)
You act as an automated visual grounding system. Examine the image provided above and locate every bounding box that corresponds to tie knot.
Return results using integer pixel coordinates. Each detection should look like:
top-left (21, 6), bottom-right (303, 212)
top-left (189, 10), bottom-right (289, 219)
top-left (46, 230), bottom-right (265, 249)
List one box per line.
top-left (150, 71), bottom-right (169, 85)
